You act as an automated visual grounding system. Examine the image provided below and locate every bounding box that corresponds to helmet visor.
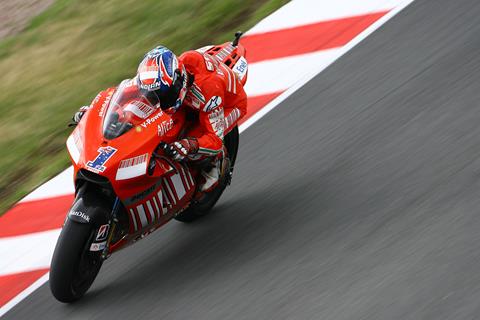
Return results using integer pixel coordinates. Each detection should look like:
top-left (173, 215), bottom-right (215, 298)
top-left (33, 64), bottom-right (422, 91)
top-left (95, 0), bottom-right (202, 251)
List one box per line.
top-left (140, 86), bottom-right (180, 110)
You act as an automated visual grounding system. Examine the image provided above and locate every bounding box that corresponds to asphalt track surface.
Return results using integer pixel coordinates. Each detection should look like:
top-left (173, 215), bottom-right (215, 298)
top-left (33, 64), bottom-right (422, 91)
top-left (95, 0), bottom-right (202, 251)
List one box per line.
top-left (5, 1), bottom-right (480, 319)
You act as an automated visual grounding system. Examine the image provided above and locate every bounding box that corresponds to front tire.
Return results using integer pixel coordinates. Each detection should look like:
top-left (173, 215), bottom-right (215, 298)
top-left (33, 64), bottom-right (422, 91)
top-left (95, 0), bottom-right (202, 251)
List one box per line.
top-left (50, 219), bottom-right (103, 303)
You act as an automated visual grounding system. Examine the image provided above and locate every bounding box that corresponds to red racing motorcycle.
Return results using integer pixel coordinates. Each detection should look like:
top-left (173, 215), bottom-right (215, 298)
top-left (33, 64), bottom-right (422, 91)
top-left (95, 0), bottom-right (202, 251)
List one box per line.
top-left (50, 32), bottom-right (248, 302)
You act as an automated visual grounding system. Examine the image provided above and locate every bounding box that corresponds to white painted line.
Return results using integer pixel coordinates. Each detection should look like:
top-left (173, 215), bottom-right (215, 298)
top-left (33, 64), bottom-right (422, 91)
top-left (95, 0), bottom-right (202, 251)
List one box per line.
top-left (20, 167), bottom-right (74, 203)
top-left (0, 272), bottom-right (50, 317)
top-left (245, 48), bottom-right (340, 97)
top-left (241, 0), bottom-right (416, 133)
top-left (0, 229), bottom-right (60, 276)
top-left (247, 0), bottom-right (410, 35)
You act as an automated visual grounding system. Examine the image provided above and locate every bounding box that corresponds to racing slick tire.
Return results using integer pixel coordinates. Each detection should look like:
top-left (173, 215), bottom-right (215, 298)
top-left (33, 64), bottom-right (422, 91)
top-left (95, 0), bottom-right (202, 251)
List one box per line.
top-left (49, 219), bottom-right (103, 302)
top-left (175, 126), bottom-right (239, 223)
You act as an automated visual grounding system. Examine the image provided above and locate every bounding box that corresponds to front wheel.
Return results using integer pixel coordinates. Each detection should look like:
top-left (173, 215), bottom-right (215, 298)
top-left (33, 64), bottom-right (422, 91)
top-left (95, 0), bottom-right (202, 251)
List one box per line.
top-left (49, 219), bottom-right (103, 302)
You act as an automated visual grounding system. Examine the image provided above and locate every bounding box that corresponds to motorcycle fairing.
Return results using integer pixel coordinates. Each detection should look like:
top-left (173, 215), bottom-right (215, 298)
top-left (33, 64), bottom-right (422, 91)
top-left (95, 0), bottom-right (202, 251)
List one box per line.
top-left (66, 81), bottom-right (192, 234)
top-left (64, 35), bottom-right (248, 250)
top-left (122, 162), bottom-right (196, 234)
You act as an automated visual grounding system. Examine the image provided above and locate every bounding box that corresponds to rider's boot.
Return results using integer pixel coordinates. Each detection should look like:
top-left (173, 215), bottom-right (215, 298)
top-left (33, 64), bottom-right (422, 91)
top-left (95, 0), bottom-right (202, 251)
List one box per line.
top-left (199, 157), bottom-right (221, 192)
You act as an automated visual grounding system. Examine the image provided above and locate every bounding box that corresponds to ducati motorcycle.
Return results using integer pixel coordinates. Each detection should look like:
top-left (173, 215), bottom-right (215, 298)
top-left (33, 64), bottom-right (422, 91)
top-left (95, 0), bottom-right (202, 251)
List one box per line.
top-left (50, 32), bottom-right (248, 302)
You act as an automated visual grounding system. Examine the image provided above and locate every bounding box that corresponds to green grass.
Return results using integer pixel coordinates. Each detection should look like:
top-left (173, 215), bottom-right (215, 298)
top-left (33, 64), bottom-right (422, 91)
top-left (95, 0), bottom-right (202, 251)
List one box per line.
top-left (0, 0), bottom-right (289, 214)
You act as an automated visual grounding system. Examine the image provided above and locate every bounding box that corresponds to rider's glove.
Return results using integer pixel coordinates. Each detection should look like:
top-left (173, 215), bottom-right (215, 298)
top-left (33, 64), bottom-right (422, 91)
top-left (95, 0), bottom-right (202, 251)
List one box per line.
top-left (164, 138), bottom-right (199, 161)
top-left (71, 106), bottom-right (90, 125)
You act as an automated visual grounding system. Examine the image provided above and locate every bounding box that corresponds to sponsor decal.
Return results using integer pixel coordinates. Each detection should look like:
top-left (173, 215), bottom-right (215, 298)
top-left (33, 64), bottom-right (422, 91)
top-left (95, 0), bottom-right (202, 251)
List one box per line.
top-left (203, 96), bottom-right (222, 112)
top-left (92, 92), bottom-right (102, 106)
top-left (225, 108), bottom-right (241, 130)
top-left (70, 211), bottom-right (90, 222)
top-left (141, 110), bottom-right (164, 128)
top-left (139, 82), bottom-right (161, 90)
top-left (116, 154), bottom-right (149, 180)
top-left (158, 119), bottom-right (174, 136)
top-left (203, 53), bottom-right (215, 71)
top-left (90, 241), bottom-right (107, 251)
top-left (215, 44), bottom-right (234, 61)
top-left (98, 91), bottom-right (113, 117)
top-left (190, 84), bottom-right (206, 102)
top-left (119, 154), bottom-right (148, 169)
top-left (86, 146), bottom-right (117, 173)
top-left (95, 224), bottom-right (110, 241)
top-left (124, 180), bottom-right (163, 206)
top-left (124, 101), bottom-right (155, 119)
top-left (208, 108), bottom-right (225, 139)
top-left (233, 56), bottom-right (248, 80)
top-left (184, 84), bottom-right (205, 110)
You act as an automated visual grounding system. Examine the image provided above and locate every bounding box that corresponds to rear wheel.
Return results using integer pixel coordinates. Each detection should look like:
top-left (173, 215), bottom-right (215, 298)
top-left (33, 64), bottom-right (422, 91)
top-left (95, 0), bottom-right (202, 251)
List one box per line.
top-left (49, 219), bottom-right (103, 303)
top-left (175, 126), bottom-right (239, 222)
top-left (174, 161), bottom-right (230, 222)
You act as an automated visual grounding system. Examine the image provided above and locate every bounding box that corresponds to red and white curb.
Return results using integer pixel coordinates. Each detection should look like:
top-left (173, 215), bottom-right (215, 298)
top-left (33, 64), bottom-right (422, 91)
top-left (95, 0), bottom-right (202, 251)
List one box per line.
top-left (0, 0), bottom-right (414, 315)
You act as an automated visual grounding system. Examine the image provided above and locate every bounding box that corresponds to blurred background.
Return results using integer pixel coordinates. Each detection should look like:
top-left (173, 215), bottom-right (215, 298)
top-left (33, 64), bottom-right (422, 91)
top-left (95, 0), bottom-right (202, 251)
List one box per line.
top-left (0, 0), bottom-right (288, 214)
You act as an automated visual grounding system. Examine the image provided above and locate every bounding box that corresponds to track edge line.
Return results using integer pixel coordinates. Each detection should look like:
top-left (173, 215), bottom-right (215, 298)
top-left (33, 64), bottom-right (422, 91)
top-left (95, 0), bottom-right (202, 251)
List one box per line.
top-left (239, 0), bottom-right (416, 134)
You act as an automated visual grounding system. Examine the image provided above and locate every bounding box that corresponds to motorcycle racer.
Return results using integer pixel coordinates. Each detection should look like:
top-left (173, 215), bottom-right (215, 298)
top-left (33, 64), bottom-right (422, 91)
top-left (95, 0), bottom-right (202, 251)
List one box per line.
top-left (73, 45), bottom-right (247, 192)
top-left (55, 36), bottom-right (247, 302)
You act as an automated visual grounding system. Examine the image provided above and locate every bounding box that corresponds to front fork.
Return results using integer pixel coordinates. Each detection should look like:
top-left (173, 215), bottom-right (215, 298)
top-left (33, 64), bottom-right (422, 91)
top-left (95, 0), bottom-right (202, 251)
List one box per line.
top-left (100, 197), bottom-right (122, 260)
top-left (83, 197), bottom-right (121, 260)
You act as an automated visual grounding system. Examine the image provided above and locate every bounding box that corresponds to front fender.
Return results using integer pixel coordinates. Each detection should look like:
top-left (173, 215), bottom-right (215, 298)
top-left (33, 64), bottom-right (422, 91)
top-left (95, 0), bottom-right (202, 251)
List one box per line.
top-left (68, 184), bottom-right (112, 226)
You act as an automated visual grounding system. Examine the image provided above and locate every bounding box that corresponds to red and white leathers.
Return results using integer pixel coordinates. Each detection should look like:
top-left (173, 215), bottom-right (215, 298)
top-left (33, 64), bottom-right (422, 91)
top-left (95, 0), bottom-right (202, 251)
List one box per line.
top-left (179, 50), bottom-right (247, 157)
top-left (75, 50), bottom-right (247, 160)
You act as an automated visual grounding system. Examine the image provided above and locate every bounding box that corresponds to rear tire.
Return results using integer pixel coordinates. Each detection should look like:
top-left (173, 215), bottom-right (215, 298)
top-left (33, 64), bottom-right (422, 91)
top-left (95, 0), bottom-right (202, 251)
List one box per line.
top-left (174, 169), bottom-right (229, 222)
top-left (175, 126), bottom-right (239, 223)
top-left (49, 219), bottom-right (103, 303)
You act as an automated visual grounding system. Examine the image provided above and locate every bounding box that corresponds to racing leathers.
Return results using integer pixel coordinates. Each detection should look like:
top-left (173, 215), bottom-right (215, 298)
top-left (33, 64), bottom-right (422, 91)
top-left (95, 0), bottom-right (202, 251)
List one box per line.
top-left (165, 50), bottom-right (247, 191)
top-left (179, 50), bottom-right (247, 157)
top-left (72, 49), bottom-right (247, 192)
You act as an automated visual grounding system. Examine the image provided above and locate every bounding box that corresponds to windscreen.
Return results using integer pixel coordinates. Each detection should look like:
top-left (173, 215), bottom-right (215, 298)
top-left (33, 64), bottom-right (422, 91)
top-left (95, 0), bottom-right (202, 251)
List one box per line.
top-left (102, 79), bottom-right (159, 140)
